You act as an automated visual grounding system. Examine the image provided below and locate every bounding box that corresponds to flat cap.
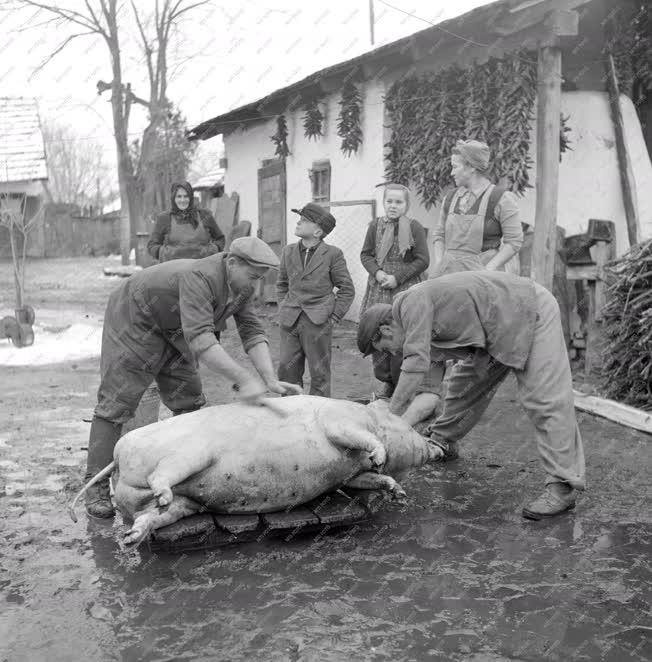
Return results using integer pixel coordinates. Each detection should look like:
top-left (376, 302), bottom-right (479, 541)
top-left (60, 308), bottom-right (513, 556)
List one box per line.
top-left (357, 303), bottom-right (393, 356)
top-left (229, 236), bottom-right (280, 269)
top-left (291, 202), bottom-right (336, 235)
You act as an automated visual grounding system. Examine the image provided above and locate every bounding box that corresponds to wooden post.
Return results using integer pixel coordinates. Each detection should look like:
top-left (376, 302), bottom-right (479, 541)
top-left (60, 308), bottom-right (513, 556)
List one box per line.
top-left (532, 42), bottom-right (562, 291)
top-left (606, 54), bottom-right (639, 248)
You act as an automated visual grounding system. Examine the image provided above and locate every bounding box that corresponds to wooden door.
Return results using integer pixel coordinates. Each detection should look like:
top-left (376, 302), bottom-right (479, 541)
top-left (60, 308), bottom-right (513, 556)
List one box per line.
top-left (257, 160), bottom-right (286, 302)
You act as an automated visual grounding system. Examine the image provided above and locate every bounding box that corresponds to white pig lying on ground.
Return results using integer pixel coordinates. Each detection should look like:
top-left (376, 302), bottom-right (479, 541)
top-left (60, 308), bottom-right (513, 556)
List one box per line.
top-left (70, 395), bottom-right (443, 545)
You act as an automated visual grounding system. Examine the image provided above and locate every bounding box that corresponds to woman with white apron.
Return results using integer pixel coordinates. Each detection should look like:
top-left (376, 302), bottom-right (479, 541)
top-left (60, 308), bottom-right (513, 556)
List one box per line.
top-left (148, 181), bottom-right (225, 262)
top-left (432, 140), bottom-right (524, 277)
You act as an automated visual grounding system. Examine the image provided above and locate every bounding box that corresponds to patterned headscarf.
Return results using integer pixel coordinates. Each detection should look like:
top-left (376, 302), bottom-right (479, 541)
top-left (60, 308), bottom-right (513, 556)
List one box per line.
top-left (376, 182), bottom-right (414, 265)
top-left (170, 181), bottom-right (198, 226)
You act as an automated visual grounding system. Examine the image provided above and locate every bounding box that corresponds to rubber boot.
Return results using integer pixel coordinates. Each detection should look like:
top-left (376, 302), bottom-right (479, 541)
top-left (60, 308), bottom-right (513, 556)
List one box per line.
top-left (84, 416), bottom-right (122, 519)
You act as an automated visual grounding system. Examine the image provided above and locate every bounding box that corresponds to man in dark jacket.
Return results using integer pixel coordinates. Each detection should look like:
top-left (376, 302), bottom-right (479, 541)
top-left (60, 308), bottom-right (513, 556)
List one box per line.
top-left (277, 203), bottom-right (355, 397)
top-left (84, 236), bottom-right (302, 519)
top-left (357, 270), bottom-right (585, 520)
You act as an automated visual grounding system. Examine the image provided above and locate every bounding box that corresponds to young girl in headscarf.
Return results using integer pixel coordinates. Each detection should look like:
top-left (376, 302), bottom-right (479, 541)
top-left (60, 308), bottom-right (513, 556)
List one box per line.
top-left (360, 183), bottom-right (429, 313)
top-left (147, 181), bottom-right (225, 262)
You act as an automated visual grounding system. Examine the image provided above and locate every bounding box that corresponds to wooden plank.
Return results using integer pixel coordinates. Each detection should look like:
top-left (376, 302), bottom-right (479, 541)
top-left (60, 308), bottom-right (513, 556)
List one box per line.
top-left (213, 513), bottom-right (262, 535)
top-left (574, 390), bottom-right (652, 435)
top-left (306, 491), bottom-right (370, 526)
top-left (606, 54), bottom-right (639, 248)
top-left (150, 513), bottom-right (217, 544)
top-left (262, 507), bottom-right (320, 531)
top-left (493, 1), bottom-right (584, 36)
top-left (532, 43), bottom-right (562, 291)
top-left (328, 199), bottom-right (375, 207)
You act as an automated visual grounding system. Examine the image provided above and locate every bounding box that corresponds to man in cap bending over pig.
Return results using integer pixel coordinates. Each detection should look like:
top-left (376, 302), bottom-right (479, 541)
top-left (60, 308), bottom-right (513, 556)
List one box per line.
top-left (357, 270), bottom-right (585, 520)
top-left (84, 236), bottom-right (302, 519)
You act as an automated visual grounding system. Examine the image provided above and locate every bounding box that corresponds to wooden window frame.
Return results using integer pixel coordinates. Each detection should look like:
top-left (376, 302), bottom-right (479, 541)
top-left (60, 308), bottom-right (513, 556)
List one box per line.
top-left (309, 160), bottom-right (331, 204)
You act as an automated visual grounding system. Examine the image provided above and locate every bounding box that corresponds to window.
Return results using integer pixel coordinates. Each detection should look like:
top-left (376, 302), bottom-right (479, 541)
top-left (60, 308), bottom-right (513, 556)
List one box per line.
top-left (309, 161), bottom-right (331, 203)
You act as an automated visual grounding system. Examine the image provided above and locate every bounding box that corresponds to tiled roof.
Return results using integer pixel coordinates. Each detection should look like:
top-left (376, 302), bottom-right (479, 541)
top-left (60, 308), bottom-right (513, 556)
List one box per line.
top-left (0, 97), bottom-right (48, 183)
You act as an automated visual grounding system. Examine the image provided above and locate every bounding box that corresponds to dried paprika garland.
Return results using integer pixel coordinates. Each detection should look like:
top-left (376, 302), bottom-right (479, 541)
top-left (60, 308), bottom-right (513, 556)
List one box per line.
top-left (302, 98), bottom-right (324, 140)
top-left (270, 114), bottom-right (290, 158)
top-left (337, 80), bottom-right (363, 156)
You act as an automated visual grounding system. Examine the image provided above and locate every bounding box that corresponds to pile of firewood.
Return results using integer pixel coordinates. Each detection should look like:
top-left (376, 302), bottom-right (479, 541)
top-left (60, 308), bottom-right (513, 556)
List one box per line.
top-left (601, 238), bottom-right (652, 410)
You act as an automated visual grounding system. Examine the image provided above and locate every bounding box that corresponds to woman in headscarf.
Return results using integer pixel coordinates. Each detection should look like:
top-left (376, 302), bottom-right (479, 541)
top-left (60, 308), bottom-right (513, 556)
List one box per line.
top-left (360, 183), bottom-right (429, 314)
top-left (147, 181), bottom-right (225, 262)
top-left (432, 140), bottom-right (523, 276)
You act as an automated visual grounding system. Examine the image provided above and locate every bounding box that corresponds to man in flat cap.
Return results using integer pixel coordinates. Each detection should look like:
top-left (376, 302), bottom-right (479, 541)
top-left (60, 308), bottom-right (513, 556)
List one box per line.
top-left (83, 236), bottom-right (302, 518)
top-left (357, 270), bottom-right (585, 520)
top-left (277, 202), bottom-right (354, 397)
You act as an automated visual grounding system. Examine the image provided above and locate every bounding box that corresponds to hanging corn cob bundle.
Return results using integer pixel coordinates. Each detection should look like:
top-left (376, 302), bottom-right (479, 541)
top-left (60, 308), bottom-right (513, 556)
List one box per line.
top-left (600, 238), bottom-right (652, 410)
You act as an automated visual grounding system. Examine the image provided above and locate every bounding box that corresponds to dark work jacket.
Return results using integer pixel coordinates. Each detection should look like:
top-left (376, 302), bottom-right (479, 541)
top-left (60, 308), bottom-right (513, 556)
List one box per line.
top-left (392, 271), bottom-right (538, 374)
top-left (125, 254), bottom-right (266, 361)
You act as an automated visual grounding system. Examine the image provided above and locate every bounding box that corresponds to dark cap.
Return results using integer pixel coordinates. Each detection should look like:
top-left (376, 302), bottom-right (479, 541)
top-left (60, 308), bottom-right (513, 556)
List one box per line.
top-left (229, 236), bottom-right (280, 269)
top-left (291, 202), bottom-right (336, 235)
top-left (357, 303), bottom-right (393, 356)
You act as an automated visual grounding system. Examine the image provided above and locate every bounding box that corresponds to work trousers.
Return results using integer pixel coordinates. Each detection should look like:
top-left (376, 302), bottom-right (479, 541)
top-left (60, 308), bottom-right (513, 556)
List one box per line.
top-left (426, 283), bottom-right (586, 490)
top-left (278, 312), bottom-right (332, 397)
top-left (94, 284), bottom-right (206, 425)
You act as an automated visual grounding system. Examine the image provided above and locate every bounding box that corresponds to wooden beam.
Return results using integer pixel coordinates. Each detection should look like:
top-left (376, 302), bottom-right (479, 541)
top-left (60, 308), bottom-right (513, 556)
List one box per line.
top-left (574, 390), bottom-right (652, 435)
top-left (493, 2), bottom-right (582, 37)
top-left (532, 42), bottom-right (562, 290)
top-left (606, 54), bottom-right (640, 248)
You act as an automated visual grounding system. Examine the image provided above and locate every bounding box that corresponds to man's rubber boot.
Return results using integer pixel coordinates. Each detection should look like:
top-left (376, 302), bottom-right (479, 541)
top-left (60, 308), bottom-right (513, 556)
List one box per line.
top-left (522, 482), bottom-right (576, 520)
top-left (84, 416), bottom-right (122, 519)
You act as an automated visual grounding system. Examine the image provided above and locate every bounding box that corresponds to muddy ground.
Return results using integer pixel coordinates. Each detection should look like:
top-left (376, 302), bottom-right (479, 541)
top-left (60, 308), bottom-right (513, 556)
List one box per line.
top-left (1, 258), bottom-right (651, 662)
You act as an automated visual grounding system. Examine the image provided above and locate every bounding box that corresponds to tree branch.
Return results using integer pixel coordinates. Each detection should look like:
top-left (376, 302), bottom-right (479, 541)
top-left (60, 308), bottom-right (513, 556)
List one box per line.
top-left (17, 1), bottom-right (103, 34)
top-left (29, 31), bottom-right (97, 80)
top-left (131, 0), bottom-right (156, 96)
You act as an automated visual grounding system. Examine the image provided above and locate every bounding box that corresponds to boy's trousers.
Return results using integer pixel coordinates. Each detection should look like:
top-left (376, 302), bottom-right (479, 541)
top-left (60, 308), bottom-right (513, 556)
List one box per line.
top-left (278, 312), bottom-right (332, 397)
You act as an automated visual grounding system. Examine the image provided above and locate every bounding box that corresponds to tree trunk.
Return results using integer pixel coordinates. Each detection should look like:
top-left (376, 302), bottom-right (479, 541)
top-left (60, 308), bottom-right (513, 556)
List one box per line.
top-left (106, 10), bottom-right (137, 265)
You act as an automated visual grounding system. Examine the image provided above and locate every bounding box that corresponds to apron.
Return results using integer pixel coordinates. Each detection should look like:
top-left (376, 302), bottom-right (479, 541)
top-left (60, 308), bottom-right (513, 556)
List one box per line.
top-left (159, 215), bottom-right (212, 262)
top-left (433, 185), bottom-right (501, 276)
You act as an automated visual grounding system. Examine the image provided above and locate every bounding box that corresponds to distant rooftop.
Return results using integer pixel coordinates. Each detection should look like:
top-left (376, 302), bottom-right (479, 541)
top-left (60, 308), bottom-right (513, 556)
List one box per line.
top-left (0, 97), bottom-right (48, 183)
top-left (192, 167), bottom-right (225, 190)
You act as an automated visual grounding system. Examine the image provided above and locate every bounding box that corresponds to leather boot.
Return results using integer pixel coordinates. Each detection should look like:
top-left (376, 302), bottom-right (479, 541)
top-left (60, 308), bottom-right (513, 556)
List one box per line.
top-left (522, 482), bottom-right (576, 520)
top-left (84, 416), bottom-right (122, 519)
top-left (426, 436), bottom-right (459, 462)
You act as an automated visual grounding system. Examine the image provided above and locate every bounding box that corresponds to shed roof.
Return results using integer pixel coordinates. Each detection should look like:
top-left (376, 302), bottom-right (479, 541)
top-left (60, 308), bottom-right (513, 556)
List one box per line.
top-left (189, 0), bottom-right (597, 141)
top-left (192, 167), bottom-right (225, 190)
top-left (0, 97), bottom-right (48, 183)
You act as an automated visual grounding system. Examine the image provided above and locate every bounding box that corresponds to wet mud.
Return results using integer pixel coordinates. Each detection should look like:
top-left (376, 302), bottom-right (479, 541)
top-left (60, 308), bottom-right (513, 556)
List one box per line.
top-left (1, 316), bottom-right (651, 661)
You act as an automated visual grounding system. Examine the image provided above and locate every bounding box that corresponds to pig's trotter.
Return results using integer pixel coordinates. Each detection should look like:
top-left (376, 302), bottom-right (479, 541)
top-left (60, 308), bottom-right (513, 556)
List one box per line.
top-left (327, 424), bottom-right (386, 469)
top-left (344, 471), bottom-right (405, 499)
top-left (154, 487), bottom-right (173, 508)
top-left (124, 495), bottom-right (201, 546)
top-left (368, 446), bottom-right (386, 469)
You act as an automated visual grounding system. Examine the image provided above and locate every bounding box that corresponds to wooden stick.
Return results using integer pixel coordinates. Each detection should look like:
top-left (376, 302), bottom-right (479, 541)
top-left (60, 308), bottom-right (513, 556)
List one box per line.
top-left (532, 43), bottom-right (562, 291)
top-left (574, 390), bottom-right (652, 435)
top-left (605, 54), bottom-right (640, 248)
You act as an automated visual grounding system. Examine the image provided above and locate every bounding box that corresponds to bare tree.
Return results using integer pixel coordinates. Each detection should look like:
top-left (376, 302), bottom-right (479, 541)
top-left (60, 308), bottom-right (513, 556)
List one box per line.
top-left (41, 120), bottom-right (110, 209)
top-left (0, 187), bottom-right (43, 313)
top-left (18, 0), bottom-right (208, 264)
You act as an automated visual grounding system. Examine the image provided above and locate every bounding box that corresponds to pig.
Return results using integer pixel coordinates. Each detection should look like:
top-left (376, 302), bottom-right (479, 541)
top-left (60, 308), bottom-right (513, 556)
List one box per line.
top-left (70, 395), bottom-right (443, 545)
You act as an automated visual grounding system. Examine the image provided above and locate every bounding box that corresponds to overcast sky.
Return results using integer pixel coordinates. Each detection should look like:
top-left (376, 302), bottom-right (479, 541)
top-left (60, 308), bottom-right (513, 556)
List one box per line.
top-left (1, 0), bottom-right (490, 190)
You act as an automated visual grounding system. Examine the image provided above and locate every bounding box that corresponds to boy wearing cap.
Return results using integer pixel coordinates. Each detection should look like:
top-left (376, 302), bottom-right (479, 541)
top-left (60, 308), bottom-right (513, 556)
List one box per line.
top-left (357, 270), bottom-right (586, 520)
top-left (277, 202), bottom-right (355, 397)
top-left (83, 236), bottom-right (302, 519)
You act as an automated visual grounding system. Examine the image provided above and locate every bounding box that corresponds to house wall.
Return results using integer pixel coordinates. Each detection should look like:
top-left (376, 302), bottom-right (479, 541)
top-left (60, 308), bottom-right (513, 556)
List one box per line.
top-left (219, 36), bottom-right (652, 321)
top-left (223, 78), bottom-right (387, 319)
top-left (405, 91), bottom-right (652, 261)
